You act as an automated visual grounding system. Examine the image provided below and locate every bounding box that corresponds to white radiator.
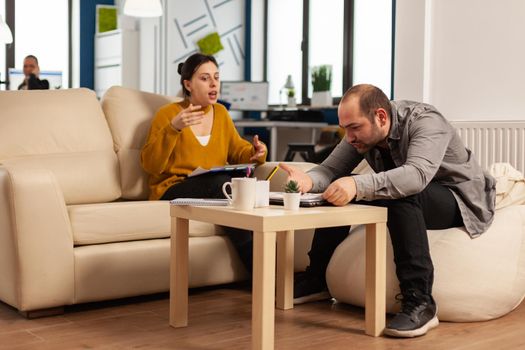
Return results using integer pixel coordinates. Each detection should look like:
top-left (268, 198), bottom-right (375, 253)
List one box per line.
top-left (451, 121), bottom-right (525, 174)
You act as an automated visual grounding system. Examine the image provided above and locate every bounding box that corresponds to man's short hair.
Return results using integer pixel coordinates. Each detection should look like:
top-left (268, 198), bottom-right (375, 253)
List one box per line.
top-left (341, 84), bottom-right (392, 121)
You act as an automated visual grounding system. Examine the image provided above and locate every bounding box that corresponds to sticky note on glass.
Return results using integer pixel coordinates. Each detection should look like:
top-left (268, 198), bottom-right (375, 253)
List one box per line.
top-left (197, 32), bottom-right (224, 56)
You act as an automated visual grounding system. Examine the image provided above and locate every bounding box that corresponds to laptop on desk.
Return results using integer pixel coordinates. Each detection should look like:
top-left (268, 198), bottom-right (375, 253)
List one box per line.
top-left (269, 192), bottom-right (328, 207)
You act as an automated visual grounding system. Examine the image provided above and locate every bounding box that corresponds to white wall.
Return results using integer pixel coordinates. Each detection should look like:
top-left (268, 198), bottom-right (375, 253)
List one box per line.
top-left (139, 16), bottom-right (162, 94)
top-left (394, 0), bottom-right (525, 121)
top-left (138, 0), bottom-right (245, 96)
top-left (353, 0), bottom-right (392, 98)
top-left (392, 0), bottom-right (425, 102)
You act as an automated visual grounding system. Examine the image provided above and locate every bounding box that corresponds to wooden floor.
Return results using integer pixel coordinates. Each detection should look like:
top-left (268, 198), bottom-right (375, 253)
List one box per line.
top-left (1, 283), bottom-right (525, 350)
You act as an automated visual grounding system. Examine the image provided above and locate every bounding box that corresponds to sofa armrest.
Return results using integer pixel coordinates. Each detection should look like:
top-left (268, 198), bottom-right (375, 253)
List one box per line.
top-left (0, 164), bottom-right (74, 311)
top-left (255, 161), bottom-right (318, 192)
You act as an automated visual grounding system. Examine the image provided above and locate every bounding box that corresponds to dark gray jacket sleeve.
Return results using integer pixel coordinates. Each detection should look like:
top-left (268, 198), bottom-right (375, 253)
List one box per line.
top-left (353, 113), bottom-right (453, 200)
top-left (306, 139), bottom-right (363, 192)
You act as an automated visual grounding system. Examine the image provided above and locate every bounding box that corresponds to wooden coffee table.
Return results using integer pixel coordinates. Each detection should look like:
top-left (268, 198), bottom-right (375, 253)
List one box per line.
top-left (169, 204), bottom-right (387, 350)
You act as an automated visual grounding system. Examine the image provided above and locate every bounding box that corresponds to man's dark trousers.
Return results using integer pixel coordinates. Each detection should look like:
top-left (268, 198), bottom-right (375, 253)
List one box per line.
top-left (308, 182), bottom-right (463, 295)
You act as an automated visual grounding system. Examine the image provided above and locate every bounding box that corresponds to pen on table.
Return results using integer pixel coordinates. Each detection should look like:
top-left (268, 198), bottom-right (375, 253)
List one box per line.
top-left (265, 165), bottom-right (279, 181)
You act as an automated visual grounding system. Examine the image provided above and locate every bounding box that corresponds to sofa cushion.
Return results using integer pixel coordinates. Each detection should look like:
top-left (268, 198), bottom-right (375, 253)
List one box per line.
top-left (68, 200), bottom-right (218, 245)
top-left (73, 236), bottom-right (248, 303)
top-left (101, 86), bottom-right (181, 200)
top-left (326, 204), bottom-right (525, 322)
top-left (0, 88), bottom-right (121, 204)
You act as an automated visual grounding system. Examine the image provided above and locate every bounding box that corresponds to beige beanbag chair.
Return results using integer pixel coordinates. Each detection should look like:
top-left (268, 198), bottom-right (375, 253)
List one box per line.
top-left (326, 204), bottom-right (525, 321)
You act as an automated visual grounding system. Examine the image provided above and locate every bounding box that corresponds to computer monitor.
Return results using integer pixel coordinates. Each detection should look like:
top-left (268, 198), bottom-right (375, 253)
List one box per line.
top-left (220, 81), bottom-right (269, 111)
top-left (8, 68), bottom-right (63, 90)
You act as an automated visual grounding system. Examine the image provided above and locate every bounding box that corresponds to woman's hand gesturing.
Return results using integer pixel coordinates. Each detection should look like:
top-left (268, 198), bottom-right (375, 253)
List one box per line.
top-left (249, 135), bottom-right (267, 161)
top-left (171, 104), bottom-right (205, 131)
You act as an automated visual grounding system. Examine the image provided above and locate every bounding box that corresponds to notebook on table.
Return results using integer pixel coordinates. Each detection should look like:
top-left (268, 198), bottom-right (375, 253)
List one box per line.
top-left (269, 192), bottom-right (328, 207)
top-left (170, 198), bottom-right (229, 206)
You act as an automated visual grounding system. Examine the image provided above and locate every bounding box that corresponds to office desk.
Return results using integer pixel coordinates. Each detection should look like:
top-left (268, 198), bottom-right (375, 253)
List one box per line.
top-left (234, 120), bottom-right (329, 161)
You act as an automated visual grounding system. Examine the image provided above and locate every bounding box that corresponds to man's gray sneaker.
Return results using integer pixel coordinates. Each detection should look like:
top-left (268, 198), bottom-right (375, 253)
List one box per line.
top-left (384, 289), bottom-right (439, 338)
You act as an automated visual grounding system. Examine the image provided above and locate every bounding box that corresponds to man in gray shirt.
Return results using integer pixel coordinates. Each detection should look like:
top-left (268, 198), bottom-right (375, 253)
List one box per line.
top-left (281, 84), bottom-right (495, 337)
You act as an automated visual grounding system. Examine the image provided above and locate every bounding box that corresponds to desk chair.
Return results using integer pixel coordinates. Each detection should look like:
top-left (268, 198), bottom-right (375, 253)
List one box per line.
top-left (284, 126), bottom-right (343, 163)
top-left (284, 143), bottom-right (316, 162)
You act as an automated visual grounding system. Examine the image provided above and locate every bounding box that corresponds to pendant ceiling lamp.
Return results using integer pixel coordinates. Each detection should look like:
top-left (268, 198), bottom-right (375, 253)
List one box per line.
top-left (0, 15), bottom-right (13, 44)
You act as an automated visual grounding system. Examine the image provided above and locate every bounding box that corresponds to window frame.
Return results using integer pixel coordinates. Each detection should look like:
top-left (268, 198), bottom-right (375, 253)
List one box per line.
top-left (264, 0), bottom-right (354, 105)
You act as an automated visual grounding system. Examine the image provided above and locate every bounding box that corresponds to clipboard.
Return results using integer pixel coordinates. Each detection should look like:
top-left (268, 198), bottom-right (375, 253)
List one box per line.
top-left (188, 163), bottom-right (255, 177)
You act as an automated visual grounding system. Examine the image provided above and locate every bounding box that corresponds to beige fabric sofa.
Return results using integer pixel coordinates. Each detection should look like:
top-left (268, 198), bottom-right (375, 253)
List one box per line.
top-left (0, 86), bottom-right (312, 315)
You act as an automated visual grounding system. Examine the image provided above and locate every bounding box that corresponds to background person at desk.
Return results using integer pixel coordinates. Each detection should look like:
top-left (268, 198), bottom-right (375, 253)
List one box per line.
top-left (141, 53), bottom-right (267, 261)
top-left (17, 55), bottom-right (49, 90)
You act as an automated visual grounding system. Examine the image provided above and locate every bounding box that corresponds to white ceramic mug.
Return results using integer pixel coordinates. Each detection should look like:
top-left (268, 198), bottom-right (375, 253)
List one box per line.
top-left (255, 180), bottom-right (270, 208)
top-left (222, 178), bottom-right (256, 211)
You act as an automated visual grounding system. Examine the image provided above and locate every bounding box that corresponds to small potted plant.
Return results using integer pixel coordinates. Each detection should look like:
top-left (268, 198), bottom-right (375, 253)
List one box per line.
top-left (311, 64), bottom-right (333, 107)
top-left (287, 88), bottom-right (296, 107)
top-left (283, 180), bottom-right (301, 210)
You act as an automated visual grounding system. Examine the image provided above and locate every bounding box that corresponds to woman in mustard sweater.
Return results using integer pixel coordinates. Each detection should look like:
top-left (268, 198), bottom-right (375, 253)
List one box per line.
top-left (141, 53), bottom-right (267, 200)
top-left (141, 53), bottom-right (266, 271)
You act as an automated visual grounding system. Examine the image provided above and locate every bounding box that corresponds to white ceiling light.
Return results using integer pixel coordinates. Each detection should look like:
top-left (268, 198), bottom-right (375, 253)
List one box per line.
top-left (0, 15), bottom-right (13, 44)
top-left (123, 0), bottom-right (163, 18)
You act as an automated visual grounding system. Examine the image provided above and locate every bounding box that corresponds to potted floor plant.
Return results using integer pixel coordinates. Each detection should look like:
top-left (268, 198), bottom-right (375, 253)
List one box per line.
top-left (311, 64), bottom-right (332, 107)
top-left (283, 180), bottom-right (301, 210)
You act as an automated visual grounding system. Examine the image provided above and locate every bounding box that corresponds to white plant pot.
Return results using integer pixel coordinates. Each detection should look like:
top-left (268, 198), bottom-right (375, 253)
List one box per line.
top-left (283, 192), bottom-right (301, 210)
top-left (287, 96), bottom-right (296, 107)
top-left (311, 91), bottom-right (332, 107)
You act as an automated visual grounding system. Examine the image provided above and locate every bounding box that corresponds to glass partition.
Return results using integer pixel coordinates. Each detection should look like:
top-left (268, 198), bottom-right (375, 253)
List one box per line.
top-left (14, 0), bottom-right (69, 88)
